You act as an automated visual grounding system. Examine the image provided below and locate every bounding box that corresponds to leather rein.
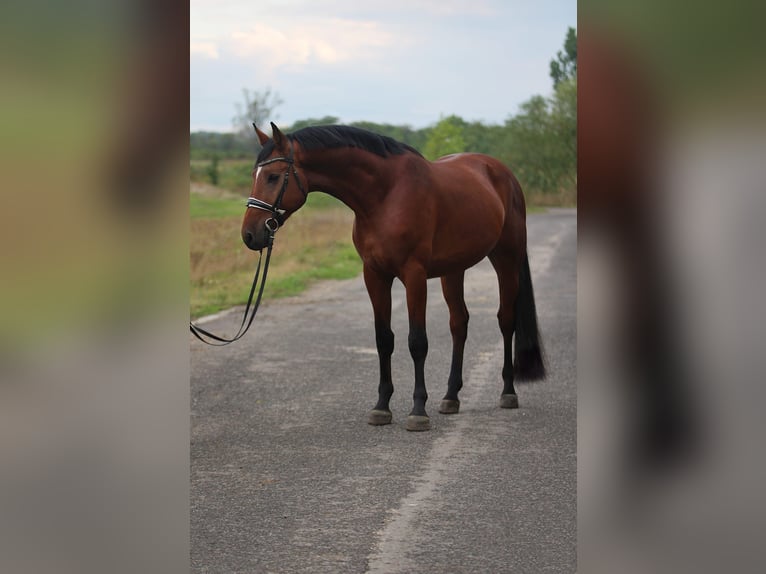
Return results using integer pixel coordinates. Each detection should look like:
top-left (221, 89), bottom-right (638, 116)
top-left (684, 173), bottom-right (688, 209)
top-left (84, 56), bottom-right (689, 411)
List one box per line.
top-left (189, 141), bottom-right (307, 345)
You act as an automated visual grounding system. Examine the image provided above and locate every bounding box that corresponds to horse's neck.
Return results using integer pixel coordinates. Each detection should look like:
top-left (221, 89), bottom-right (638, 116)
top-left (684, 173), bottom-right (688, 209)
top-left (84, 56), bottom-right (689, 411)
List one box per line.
top-left (300, 149), bottom-right (392, 216)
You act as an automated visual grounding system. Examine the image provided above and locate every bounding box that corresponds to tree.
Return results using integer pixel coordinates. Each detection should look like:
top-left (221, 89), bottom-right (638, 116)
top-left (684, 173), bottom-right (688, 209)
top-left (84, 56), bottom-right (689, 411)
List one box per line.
top-left (232, 88), bottom-right (284, 143)
top-left (550, 27), bottom-right (577, 87)
top-left (503, 96), bottom-right (558, 194)
top-left (549, 76), bottom-right (577, 190)
top-left (423, 115), bottom-right (466, 160)
top-left (502, 75), bottom-right (576, 201)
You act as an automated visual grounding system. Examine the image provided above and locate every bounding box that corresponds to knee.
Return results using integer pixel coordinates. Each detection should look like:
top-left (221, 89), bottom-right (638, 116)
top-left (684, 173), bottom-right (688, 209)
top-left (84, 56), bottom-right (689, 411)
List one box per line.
top-left (408, 327), bottom-right (428, 361)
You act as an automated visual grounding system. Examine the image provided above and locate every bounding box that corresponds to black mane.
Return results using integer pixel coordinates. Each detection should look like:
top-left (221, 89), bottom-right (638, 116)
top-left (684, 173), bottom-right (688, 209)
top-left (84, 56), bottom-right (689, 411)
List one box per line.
top-left (257, 125), bottom-right (423, 163)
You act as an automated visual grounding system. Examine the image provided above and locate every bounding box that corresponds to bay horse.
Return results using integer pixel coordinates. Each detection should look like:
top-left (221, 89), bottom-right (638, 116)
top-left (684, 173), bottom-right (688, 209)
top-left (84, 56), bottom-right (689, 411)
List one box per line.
top-left (243, 122), bottom-right (545, 431)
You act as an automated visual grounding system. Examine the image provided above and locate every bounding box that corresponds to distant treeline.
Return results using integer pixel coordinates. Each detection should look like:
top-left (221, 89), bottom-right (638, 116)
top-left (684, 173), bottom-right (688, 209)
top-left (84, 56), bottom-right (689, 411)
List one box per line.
top-left (191, 80), bottom-right (575, 205)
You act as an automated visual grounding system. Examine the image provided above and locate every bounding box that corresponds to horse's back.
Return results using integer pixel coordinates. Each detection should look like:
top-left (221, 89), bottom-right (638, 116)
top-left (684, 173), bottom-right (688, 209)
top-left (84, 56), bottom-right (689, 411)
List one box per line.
top-left (431, 152), bottom-right (522, 215)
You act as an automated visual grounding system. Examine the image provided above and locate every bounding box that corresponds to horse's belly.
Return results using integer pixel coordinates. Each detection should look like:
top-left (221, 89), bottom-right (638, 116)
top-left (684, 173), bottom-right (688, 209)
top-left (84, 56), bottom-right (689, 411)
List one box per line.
top-left (426, 254), bottom-right (487, 278)
top-left (425, 195), bottom-right (504, 277)
top-left (426, 231), bottom-right (499, 278)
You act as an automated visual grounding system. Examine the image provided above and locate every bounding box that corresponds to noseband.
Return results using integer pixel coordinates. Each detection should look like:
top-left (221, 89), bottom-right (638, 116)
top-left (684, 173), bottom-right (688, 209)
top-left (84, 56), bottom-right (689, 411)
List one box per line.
top-left (247, 140), bottom-right (307, 233)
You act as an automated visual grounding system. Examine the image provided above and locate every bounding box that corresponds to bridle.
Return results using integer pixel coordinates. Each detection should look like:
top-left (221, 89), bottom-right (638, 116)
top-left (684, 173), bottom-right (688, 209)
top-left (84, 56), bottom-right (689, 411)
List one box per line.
top-left (246, 140), bottom-right (307, 232)
top-left (189, 139), bottom-right (307, 346)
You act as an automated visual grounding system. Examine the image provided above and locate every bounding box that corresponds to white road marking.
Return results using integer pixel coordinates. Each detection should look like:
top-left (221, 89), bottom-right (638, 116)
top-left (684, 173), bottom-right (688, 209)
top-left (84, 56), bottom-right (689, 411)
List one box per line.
top-left (364, 345), bottom-right (503, 574)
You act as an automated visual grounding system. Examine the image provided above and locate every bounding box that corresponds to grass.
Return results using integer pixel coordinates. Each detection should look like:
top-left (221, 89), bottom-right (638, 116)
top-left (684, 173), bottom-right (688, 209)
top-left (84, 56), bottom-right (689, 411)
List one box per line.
top-left (190, 193), bottom-right (245, 219)
top-left (190, 191), bottom-right (359, 318)
top-left (260, 242), bottom-right (361, 298)
top-left (191, 159), bottom-right (255, 195)
top-left (525, 185), bottom-right (577, 208)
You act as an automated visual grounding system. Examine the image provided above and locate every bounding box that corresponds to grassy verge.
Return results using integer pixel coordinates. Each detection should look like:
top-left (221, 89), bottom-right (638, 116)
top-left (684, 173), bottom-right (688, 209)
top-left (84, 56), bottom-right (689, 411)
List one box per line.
top-left (525, 186), bottom-right (577, 208)
top-left (191, 191), bottom-right (360, 318)
top-left (191, 159), bottom-right (254, 195)
top-left (255, 241), bottom-right (361, 298)
top-left (190, 193), bottom-right (245, 219)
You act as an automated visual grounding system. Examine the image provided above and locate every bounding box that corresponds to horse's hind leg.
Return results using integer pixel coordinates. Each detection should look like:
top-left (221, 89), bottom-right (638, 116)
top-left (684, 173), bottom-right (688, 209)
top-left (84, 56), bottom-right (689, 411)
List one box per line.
top-left (439, 271), bottom-right (468, 414)
top-left (401, 264), bottom-right (430, 431)
top-left (489, 251), bottom-right (522, 409)
top-left (363, 266), bottom-right (395, 426)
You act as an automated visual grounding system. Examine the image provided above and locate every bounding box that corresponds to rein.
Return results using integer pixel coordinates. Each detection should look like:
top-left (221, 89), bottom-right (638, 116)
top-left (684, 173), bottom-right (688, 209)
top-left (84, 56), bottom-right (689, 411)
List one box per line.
top-left (189, 141), bottom-right (307, 346)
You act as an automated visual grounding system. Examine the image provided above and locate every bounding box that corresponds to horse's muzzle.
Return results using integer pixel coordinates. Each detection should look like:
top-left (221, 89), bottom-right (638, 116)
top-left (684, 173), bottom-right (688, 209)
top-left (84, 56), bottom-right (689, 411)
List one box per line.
top-left (242, 224), bottom-right (270, 251)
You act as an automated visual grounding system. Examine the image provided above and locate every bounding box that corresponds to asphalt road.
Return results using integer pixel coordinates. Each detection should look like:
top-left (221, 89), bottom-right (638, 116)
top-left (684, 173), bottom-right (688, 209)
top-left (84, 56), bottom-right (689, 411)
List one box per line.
top-left (191, 208), bottom-right (576, 573)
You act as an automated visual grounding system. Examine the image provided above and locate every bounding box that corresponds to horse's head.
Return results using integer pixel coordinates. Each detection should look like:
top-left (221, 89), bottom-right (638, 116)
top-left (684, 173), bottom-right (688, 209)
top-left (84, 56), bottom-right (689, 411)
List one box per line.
top-left (241, 122), bottom-right (308, 251)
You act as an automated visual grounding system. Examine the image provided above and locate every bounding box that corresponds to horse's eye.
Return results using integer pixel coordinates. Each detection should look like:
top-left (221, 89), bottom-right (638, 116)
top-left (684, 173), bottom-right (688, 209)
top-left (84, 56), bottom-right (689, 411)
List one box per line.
top-left (267, 173), bottom-right (279, 184)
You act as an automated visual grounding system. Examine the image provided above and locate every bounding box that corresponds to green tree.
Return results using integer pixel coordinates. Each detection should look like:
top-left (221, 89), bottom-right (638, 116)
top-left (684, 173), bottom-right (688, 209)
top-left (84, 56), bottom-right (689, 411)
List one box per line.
top-left (548, 77), bottom-right (577, 190)
top-left (462, 120), bottom-right (505, 156)
top-left (502, 75), bottom-right (576, 202)
top-left (503, 96), bottom-right (557, 194)
top-left (550, 27), bottom-right (577, 87)
top-left (423, 115), bottom-right (466, 160)
top-left (190, 131), bottom-right (252, 160)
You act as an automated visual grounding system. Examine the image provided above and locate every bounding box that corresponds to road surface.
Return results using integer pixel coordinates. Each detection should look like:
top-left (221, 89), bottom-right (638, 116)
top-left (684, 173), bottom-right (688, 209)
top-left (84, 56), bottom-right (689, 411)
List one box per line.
top-left (191, 208), bottom-right (576, 573)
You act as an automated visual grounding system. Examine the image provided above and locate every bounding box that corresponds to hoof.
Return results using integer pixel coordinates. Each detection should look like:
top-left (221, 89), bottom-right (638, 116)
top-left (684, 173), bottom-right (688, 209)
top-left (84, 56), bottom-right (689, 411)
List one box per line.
top-left (439, 399), bottom-right (460, 414)
top-left (499, 394), bottom-right (519, 409)
top-left (406, 415), bottom-right (431, 432)
top-left (368, 409), bottom-right (392, 426)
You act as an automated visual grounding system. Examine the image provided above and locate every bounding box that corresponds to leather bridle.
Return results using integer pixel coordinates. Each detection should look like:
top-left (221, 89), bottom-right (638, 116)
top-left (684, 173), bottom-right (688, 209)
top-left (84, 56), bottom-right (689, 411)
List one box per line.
top-left (189, 139), bottom-right (307, 346)
top-left (246, 140), bottom-right (307, 232)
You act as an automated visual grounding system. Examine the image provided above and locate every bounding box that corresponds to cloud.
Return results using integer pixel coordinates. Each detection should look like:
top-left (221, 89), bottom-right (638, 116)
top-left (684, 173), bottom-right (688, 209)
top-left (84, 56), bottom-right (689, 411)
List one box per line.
top-left (190, 41), bottom-right (219, 60)
top-left (225, 18), bottom-right (397, 70)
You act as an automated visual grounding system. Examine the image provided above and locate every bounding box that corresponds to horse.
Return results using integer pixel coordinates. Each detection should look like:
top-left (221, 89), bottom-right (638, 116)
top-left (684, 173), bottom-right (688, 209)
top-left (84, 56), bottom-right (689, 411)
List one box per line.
top-left (242, 122), bottom-right (545, 431)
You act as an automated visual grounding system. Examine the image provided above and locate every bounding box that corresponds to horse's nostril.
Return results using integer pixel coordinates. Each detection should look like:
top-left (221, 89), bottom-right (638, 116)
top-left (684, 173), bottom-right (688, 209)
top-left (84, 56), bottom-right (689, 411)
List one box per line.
top-left (244, 231), bottom-right (254, 248)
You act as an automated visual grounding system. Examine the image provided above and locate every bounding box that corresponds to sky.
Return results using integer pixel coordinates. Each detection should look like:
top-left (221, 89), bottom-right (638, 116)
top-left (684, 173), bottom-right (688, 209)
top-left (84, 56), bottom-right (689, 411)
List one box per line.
top-left (190, 0), bottom-right (576, 132)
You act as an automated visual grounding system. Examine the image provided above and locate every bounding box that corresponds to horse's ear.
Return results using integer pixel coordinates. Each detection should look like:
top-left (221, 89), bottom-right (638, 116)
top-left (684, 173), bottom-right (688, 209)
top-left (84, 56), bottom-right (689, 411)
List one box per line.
top-left (271, 122), bottom-right (287, 151)
top-left (253, 123), bottom-right (270, 145)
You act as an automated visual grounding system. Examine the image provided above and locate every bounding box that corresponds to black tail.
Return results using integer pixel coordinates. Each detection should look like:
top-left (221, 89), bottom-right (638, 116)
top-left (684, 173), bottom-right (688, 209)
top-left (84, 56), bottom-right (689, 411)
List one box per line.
top-left (513, 252), bottom-right (546, 381)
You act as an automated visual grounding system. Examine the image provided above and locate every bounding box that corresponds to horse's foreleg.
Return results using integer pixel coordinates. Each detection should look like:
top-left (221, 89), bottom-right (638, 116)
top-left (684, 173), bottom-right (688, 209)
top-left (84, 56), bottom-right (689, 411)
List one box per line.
top-left (402, 265), bottom-right (430, 431)
top-left (363, 266), bottom-right (395, 425)
top-left (439, 271), bottom-right (468, 414)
